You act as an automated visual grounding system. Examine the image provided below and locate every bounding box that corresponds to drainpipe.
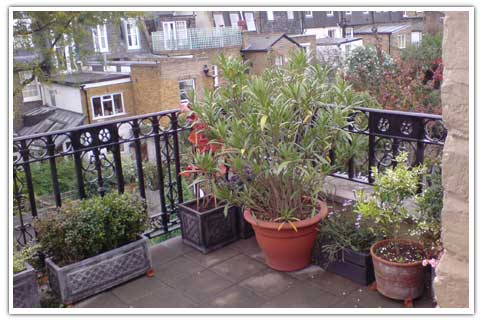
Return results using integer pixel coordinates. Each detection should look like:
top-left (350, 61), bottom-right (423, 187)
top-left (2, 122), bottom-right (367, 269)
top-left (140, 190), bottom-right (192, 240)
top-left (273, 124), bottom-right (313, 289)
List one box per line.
top-left (80, 85), bottom-right (92, 124)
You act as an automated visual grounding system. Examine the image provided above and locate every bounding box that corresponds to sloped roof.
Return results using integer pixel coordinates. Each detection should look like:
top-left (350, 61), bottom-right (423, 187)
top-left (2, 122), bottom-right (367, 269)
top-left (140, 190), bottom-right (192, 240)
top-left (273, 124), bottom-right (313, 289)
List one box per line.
top-left (241, 33), bottom-right (301, 52)
top-left (354, 23), bottom-right (410, 34)
top-left (316, 37), bottom-right (362, 46)
top-left (49, 72), bottom-right (130, 87)
top-left (18, 106), bottom-right (85, 140)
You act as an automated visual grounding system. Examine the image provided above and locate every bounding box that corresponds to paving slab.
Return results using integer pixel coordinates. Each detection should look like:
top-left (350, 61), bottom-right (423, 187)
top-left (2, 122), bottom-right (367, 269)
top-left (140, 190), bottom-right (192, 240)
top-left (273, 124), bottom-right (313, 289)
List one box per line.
top-left (238, 269), bottom-right (300, 299)
top-left (128, 285), bottom-right (197, 308)
top-left (150, 243), bottom-right (184, 267)
top-left (260, 281), bottom-right (341, 308)
top-left (287, 265), bottom-right (325, 281)
top-left (111, 274), bottom-right (168, 304)
top-left (153, 255), bottom-right (206, 287)
top-left (211, 254), bottom-right (267, 282)
top-left (309, 269), bottom-right (362, 297)
top-left (160, 236), bottom-right (196, 255)
top-left (74, 291), bottom-right (128, 308)
top-left (172, 269), bottom-right (235, 303)
top-left (202, 285), bottom-right (267, 308)
top-left (184, 245), bottom-right (240, 268)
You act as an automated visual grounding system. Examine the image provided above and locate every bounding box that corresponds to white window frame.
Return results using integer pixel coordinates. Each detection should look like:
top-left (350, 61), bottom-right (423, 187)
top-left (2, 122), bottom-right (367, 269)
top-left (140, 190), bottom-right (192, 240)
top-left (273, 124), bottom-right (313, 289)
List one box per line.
top-left (213, 13), bottom-right (225, 27)
top-left (125, 19), bottom-right (140, 50)
top-left (327, 11), bottom-right (334, 16)
top-left (345, 27), bottom-right (354, 38)
top-left (327, 28), bottom-right (336, 38)
top-left (411, 31), bottom-right (423, 45)
top-left (287, 11), bottom-right (294, 20)
top-left (229, 13), bottom-right (240, 28)
top-left (345, 11), bottom-right (352, 15)
top-left (244, 12), bottom-right (256, 31)
top-left (267, 11), bottom-right (274, 21)
top-left (300, 43), bottom-right (311, 60)
top-left (305, 11), bottom-right (313, 18)
top-left (18, 71), bottom-right (41, 102)
top-left (403, 11), bottom-right (408, 17)
top-left (49, 89), bottom-right (56, 107)
top-left (178, 79), bottom-right (195, 105)
top-left (397, 34), bottom-right (406, 49)
top-left (92, 24), bottom-right (109, 53)
top-left (91, 92), bottom-right (125, 119)
top-left (275, 55), bottom-right (284, 66)
top-left (363, 11), bottom-right (370, 14)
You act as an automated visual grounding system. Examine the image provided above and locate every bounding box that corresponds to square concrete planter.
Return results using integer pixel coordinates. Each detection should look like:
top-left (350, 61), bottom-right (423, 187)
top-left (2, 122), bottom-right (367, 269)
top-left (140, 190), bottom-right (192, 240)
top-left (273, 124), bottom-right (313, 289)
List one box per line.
top-left (178, 197), bottom-right (238, 254)
top-left (13, 263), bottom-right (40, 308)
top-left (46, 235), bottom-right (151, 304)
top-left (314, 246), bottom-right (375, 286)
top-left (235, 207), bottom-right (254, 239)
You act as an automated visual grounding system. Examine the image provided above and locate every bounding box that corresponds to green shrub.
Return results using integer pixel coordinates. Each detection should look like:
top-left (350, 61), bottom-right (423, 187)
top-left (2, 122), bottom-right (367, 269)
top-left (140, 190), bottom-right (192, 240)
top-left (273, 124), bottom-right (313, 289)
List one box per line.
top-left (35, 192), bottom-right (148, 266)
top-left (13, 243), bottom-right (40, 274)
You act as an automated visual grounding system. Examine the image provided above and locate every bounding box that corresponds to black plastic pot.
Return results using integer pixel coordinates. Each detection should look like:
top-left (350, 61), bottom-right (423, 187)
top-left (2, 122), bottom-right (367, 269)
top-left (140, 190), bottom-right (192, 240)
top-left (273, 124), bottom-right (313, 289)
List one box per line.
top-left (314, 246), bottom-right (375, 286)
top-left (178, 197), bottom-right (238, 254)
top-left (235, 206), bottom-right (254, 239)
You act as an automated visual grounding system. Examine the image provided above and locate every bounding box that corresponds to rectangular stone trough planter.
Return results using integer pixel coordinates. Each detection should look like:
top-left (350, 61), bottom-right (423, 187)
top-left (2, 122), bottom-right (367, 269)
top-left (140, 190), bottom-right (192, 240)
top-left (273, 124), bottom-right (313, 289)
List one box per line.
top-left (46, 235), bottom-right (151, 304)
top-left (13, 263), bottom-right (40, 308)
top-left (314, 246), bottom-right (375, 286)
top-left (178, 197), bottom-right (238, 254)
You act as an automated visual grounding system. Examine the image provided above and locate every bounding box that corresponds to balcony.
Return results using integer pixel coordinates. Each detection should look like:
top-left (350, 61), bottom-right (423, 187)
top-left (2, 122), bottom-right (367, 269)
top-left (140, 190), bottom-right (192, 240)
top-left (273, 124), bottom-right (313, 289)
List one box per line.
top-left (12, 106), bottom-right (445, 309)
top-left (151, 27), bottom-right (242, 53)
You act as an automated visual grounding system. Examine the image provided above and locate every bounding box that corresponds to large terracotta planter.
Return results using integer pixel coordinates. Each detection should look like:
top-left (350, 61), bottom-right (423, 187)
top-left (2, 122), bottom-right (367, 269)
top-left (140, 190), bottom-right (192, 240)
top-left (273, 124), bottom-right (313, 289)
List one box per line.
top-left (370, 239), bottom-right (425, 301)
top-left (244, 202), bottom-right (328, 271)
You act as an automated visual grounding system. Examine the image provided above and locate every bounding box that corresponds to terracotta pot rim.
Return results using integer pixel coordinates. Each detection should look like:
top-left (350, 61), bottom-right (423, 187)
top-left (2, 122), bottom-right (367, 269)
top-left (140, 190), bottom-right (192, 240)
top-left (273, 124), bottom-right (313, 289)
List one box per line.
top-left (370, 238), bottom-right (424, 267)
top-left (243, 201), bottom-right (328, 231)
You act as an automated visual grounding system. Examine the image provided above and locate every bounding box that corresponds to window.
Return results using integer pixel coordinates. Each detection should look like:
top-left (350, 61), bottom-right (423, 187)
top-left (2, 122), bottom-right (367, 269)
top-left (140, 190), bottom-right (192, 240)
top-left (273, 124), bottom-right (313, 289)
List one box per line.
top-left (305, 11), bottom-right (313, 18)
top-left (287, 11), bottom-right (294, 19)
top-left (213, 14), bottom-right (225, 27)
top-left (179, 79), bottom-right (195, 105)
top-left (267, 11), bottom-right (274, 21)
top-left (403, 11), bottom-right (408, 17)
top-left (300, 43), bottom-right (311, 59)
top-left (345, 27), bottom-right (354, 38)
top-left (327, 11), bottom-right (334, 16)
top-left (213, 65), bottom-right (219, 88)
top-left (18, 71), bottom-right (41, 102)
top-left (125, 19), bottom-right (140, 49)
top-left (397, 34), bottom-right (406, 49)
top-left (328, 29), bottom-right (336, 38)
top-left (91, 93), bottom-right (125, 119)
top-left (275, 55), bottom-right (284, 66)
top-left (244, 12), bottom-right (256, 31)
top-left (411, 31), bottom-right (422, 45)
top-left (229, 13), bottom-right (240, 28)
top-left (49, 90), bottom-right (56, 107)
top-left (92, 24), bottom-right (108, 53)
top-left (163, 21), bottom-right (188, 49)
top-left (345, 44), bottom-right (352, 56)
top-left (345, 11), bottom-right (352, 15)
top-left (363, 11), bottom-right (370, 14)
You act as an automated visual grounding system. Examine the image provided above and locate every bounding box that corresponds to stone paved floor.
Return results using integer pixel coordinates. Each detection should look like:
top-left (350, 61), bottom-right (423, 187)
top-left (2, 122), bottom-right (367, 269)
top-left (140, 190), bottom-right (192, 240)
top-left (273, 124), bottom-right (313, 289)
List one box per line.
top-left (75, 236), bottom-right (435, 308)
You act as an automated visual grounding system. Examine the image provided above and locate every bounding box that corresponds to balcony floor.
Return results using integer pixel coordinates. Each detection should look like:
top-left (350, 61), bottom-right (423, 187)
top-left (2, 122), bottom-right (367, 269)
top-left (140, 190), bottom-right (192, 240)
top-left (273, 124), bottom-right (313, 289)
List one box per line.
top-left (74, 236), bottom-right (435, 309)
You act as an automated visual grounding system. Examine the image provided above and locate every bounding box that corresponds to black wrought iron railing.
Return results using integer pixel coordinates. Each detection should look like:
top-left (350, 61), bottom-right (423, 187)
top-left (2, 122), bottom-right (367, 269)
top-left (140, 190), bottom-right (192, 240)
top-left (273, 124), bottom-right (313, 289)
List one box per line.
top-left (12, 107), bottom-right (447, 247)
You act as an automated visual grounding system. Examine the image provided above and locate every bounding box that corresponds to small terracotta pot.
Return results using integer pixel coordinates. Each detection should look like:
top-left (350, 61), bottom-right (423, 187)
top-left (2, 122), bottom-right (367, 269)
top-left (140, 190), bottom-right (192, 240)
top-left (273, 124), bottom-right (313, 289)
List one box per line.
top-left (244, 202), bottom-right (328, 272)
top-left (370, 239), bottom-right (425, 301)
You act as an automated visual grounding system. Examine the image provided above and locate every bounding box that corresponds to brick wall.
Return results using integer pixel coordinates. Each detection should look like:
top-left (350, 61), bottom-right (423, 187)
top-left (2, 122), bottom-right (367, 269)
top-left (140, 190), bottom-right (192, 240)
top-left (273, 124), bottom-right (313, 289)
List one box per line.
top-left (433, 11), bottom-right (469, 308)
top-left (82, 82), bottom-right (135, 123)
top-left (355, 28), bottom-right (412, 59)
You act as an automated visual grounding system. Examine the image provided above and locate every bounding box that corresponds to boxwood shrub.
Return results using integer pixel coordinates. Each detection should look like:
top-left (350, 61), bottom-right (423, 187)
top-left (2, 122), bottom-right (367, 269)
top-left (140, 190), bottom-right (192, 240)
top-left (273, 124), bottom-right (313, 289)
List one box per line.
top-left (35, 192), bottom-right (148, 266)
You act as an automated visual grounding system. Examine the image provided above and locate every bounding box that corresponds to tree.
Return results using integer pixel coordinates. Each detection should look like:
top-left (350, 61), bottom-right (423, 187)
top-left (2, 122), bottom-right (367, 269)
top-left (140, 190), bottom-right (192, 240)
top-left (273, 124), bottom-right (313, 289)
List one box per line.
top-left (12, 11), bottom-right (135, 95)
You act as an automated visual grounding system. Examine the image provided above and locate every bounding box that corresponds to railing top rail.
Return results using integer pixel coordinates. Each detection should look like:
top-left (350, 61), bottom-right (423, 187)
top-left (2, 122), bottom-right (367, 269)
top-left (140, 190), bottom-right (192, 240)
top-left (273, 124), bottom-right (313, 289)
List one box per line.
top-left (13, 108), bottom-right (181, 142)
top-left (354, 106), bottom-right (443, 121)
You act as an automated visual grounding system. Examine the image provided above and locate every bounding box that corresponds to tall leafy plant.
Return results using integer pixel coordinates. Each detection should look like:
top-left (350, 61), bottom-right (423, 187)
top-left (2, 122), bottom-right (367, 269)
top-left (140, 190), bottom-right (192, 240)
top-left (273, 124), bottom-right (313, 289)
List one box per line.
top-left (182, 51), bottom-right (373, 223)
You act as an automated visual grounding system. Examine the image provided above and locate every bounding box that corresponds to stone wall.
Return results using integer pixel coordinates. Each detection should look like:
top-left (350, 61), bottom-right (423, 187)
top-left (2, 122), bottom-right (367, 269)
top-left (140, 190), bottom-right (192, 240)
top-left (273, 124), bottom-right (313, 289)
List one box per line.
top-left (433, 11), bottom-right (469, 308)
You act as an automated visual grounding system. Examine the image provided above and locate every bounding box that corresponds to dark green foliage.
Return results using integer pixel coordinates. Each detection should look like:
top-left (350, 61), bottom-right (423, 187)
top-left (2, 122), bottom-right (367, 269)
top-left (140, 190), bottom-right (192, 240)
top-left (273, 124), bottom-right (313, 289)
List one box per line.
top-left (35, 192), bottom-right (148, 266)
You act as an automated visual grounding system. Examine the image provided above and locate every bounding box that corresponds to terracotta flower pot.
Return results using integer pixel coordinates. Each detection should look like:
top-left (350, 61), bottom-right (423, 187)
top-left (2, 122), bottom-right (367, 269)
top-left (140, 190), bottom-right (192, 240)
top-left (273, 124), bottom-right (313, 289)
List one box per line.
top-left (370, 239), bottom-right (425, 301)
top-left (244, 202), bottom-right (328, 272)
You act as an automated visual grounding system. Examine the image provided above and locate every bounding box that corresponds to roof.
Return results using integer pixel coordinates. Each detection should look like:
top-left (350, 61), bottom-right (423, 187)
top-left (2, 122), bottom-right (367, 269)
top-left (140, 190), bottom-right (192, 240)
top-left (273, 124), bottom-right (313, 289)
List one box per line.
top-left (316, 37), bottom-right (362, 46)
top-left (354, 23), bottom-right (410, 34)
top-left (17, 106), bottom-right (85, 142)
top-left (49, 72), bottom-right (130, 87)
top-left (241, 33), bottom-right (301, 52)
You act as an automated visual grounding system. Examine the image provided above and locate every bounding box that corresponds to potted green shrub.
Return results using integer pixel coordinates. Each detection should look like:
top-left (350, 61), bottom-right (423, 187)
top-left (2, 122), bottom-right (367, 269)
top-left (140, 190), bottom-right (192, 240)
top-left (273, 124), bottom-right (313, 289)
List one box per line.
top-left (355, 152), bottom-right (427, 304)
top-left (184, 52), bottom-right (364, 271)
top-left (13, 243), bottom-right (41, 308)
top-left (35, 192), bottom-right (151, 304)
top-left (314, 197), bottom-right (379, 285)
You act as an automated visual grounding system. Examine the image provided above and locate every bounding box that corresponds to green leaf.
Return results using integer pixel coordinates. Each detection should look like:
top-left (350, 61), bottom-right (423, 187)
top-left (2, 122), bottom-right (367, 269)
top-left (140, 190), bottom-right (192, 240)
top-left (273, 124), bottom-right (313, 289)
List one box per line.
top-left (260, 115), bottom-right (268, 131)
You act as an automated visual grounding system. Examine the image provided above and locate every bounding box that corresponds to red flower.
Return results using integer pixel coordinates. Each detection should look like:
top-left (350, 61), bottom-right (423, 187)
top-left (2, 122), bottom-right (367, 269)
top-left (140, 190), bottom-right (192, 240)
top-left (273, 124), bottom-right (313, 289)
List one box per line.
top-left (179, 164), bottom-right (202, 177)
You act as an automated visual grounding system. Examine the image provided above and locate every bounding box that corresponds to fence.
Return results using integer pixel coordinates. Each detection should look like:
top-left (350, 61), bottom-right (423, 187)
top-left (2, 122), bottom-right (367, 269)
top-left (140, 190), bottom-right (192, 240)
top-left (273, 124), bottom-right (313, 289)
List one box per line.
top-left (12, 107), bottom-right (446, 247)
top-left (151, 26), bottom-right (242, 52)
